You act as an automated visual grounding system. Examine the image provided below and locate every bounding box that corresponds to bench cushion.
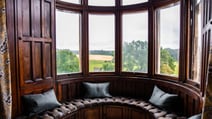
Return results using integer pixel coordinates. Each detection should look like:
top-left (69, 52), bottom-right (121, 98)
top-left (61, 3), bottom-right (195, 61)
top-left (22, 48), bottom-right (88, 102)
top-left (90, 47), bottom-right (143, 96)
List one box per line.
top-left (22, 89), bottom-right (61, 115)
top-left (188, 114), bottom-right (201, 119)
top-left (149, 86), bottom-right (180, 113)
top-left (33, 97), bottom-right (183, 119)
top-left (83, 82), bottom-right (112, 98)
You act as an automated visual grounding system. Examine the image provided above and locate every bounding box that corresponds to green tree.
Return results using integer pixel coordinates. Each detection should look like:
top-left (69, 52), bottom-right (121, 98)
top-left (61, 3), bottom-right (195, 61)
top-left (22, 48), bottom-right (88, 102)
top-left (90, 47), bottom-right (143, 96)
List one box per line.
top-left (122, 40), bottom-right (148, 72)
top-left (102, 61), bottom-right (114, 71)
top-left (56, 49), bottom-right (80, 74)
top-left (160, 48), bottom-right (176, 74)
top-left (102, 53), bottom-right (115, 71)
top-left (122, 40), bottom-right (177, 75)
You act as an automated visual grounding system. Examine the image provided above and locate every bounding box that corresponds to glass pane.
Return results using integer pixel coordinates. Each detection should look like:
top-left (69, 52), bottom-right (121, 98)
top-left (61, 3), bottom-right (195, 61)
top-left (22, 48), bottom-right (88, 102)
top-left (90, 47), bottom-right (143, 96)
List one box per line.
top-left (88, 0), bottom-right (115, 6)
top-left (122, 11), bottom-right (148, 72)
top-left (122, 0), bottom-right (148, 5)
top-left (191, 1), bottom-right (202, 83)
top-left (156, 3), bottom-right (180, 77)
top-left (89, 14), bottom-right (115, 72)
top-left (56, 10), bottom-right (81, 74)
top-left (59, 0), bottom-right (80, 4)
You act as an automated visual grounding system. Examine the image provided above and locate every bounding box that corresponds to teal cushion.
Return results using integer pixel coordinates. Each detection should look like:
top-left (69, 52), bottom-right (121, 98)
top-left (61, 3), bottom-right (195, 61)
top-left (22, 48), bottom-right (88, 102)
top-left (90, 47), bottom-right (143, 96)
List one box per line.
top-left (83, 82), bottom-right (112, 98)
top-left (149, 86), bottom-right (180, 113)
top-left (188, 114), bottom-right (201, 119)
top-left (22, 89), bottom-right (61, 115)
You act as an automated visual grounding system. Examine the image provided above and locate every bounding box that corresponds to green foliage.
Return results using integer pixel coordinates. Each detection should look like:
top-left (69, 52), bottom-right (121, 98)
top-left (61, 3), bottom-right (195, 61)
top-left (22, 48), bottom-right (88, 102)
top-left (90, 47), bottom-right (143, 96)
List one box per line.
top-left (164, 48), bottom-right (179, 61)
top-left (122, 40), bottom-right (148, 72)
top-left (122, 40), bottom-right (178, 75)
top-left (90, 50), bottom-right (114, 56)
top-left (56, 49), bottom-right (80, 74)
top-left (89, 60), bottom-right (104, 71)
top-left (102, 61), bottom-right (114, 71)
top-left (160, 48), bottom-right (177, 75)
top-left (89, 60), bottom-right (114, 72)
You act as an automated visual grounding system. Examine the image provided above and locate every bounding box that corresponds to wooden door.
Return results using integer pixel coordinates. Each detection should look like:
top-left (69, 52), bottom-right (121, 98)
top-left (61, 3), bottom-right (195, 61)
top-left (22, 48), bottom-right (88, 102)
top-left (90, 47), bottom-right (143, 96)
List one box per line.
top-left (16, 0), bottom-right (55, 95)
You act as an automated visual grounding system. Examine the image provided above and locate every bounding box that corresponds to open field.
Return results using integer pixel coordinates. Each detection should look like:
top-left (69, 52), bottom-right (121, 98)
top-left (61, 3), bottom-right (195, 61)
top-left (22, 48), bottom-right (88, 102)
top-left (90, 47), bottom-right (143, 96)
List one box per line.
top-left (77, 54), bottom-right (113, 61)
top-left (89, 55), bottom-right (113, 61)
top-left (89, 55), bottom-right (114, 72)
top-left (89, 60), bottom-right (105, 71)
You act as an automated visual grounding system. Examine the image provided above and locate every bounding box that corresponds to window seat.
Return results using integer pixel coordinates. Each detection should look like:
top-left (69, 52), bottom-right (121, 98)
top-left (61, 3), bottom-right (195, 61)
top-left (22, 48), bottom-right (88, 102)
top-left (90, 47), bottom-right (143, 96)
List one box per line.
top-left (18, 97), bottom-right (185, 119)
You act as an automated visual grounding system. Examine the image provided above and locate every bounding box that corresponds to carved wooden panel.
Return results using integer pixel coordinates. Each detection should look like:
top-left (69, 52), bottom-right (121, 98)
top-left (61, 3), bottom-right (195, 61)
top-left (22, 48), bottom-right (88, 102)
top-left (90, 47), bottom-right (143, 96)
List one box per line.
top-left (81, 107), bottom-right (102, 119)
top-left (16, 0), bottom-right (55, 95)
top-left (103, 105), bottom-right (125, 119)
top-left (130, 108), bottom-right (147, 119)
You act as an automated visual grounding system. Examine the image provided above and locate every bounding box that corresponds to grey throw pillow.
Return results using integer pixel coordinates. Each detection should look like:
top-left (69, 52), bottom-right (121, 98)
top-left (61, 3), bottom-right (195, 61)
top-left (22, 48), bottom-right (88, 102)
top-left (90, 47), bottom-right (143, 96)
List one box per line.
top-left (22, 89), bottom-right (61, 115)
top-left (83, 82), bottom-right (112, 98)
top-left (149, 86), bottom-right (180, 113)
top-left (188, 114), bottom-right (201, 119)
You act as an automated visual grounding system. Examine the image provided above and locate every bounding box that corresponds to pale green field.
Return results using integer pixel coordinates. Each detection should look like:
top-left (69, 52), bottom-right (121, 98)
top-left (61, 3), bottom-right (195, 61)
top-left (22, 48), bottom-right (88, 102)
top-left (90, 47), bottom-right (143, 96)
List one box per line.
top-left (89, 60), bottom-right (105, 72)
top-left (174, 62), bottom-right (179, 75)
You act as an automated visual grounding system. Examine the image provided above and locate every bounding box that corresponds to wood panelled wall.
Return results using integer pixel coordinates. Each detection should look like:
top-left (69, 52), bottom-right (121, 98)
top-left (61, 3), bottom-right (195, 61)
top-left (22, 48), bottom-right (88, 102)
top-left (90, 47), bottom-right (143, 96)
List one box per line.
top-left (6, 0), bottom-right (56, 117)
top-left (202, 0), bottom-right (212, 118)
top-left (5, 0), bottom-right (204, 118)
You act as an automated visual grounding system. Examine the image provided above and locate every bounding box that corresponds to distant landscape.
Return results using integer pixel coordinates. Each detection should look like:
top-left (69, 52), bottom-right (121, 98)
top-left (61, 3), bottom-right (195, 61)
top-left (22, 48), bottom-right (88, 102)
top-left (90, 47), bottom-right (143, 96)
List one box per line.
top-left (57, 40), bottom-right (179, 75)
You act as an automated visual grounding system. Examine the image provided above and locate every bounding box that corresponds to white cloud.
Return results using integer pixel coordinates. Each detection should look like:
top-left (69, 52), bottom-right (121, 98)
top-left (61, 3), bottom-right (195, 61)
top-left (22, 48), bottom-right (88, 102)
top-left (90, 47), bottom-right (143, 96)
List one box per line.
top-left (56, 4), bottom-right (181, 50)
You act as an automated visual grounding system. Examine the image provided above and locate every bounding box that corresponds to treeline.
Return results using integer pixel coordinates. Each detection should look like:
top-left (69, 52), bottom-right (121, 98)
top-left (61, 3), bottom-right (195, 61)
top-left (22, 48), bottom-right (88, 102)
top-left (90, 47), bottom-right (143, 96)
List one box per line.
top-left (71, 48), bottom-right (178, 60)
top-left (90, 50), bottom-right (114, 56)
top-left (164, 48), bottom-right (179, 61)
top-left (71, 50), bottom-right (114, 56)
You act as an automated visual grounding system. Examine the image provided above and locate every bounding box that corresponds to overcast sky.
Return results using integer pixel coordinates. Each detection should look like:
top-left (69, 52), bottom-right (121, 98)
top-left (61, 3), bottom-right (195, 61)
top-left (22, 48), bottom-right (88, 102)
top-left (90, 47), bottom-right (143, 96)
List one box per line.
top-left (56, 1), bottom-right (180, 51)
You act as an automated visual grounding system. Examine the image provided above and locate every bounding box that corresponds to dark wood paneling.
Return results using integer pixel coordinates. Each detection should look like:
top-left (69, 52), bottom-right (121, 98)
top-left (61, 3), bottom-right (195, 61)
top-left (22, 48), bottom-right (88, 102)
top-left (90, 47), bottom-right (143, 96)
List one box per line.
top-left (201, 0), bottom-right (212, 95)
top-left (202, 0), bottom-right (212, 117)
top-left (6, 0), bottom-right (205, 117)
top-left (32, 0), bottom-right (41, 37)
top-left (34, 42), bottom-right (43, 79)
top-left (11, 0), bottom-right (56, 116)
top-left (73, 105), bottom-right (155, 119)
top-left (6, 0), bottom-right (19, 116)
top-left (17, 0), bottom-right (55, 93)
top-left (130, 108), bottom-right (146, 119)
top-left (44, 43), bottom-right (52, 78)
top-left (103, 105), bottom-right (125, 119)
top-left (22, 0), bottom-right (31, 36)
top-left (82, 107), bottom-right (102, 119)
top-left (19, 41), bottom-right (32, 84)
top-left (43, 0), bottom-right (52, 38)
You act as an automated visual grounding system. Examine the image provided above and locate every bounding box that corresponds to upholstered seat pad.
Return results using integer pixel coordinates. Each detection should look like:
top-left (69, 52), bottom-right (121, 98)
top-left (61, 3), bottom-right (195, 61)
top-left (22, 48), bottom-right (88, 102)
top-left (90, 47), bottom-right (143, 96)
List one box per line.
top-left (29, 97), bottom-right (185, 119)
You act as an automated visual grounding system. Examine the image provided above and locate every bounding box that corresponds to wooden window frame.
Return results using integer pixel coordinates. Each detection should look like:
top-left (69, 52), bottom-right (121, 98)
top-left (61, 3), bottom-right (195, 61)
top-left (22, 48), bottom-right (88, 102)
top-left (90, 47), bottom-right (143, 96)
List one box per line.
top-left (55, 0), bottom-right (207, 92)
top-left (154, 2), bottom-right (181, 80)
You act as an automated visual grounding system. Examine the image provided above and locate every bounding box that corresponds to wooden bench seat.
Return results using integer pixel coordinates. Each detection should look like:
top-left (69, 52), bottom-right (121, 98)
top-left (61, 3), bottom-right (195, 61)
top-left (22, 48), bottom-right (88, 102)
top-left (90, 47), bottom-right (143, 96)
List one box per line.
top-left (20, 97), bottom-right (185, 119)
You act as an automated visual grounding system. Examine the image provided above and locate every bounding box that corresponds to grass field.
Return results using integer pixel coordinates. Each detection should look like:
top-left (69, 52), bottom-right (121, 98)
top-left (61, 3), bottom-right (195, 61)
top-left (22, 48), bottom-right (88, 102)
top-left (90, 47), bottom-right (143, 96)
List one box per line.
top-left (88, 55), bottom-right (114, 72)
top-left (87, 54), bottom-right (179, 74)
top-left (89, 55), bottom-right (113, 61)
top-left (89, 60), bottom-right (105, 72)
